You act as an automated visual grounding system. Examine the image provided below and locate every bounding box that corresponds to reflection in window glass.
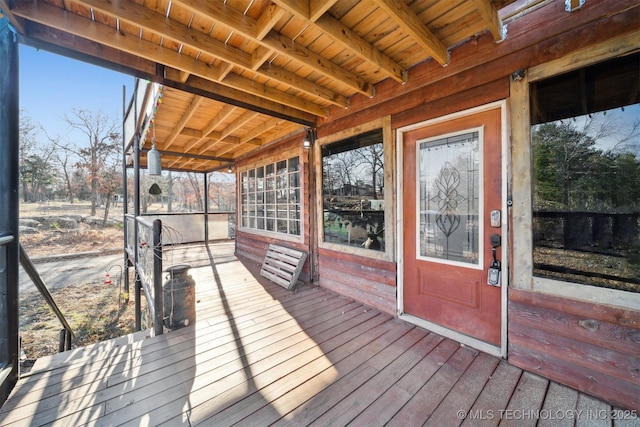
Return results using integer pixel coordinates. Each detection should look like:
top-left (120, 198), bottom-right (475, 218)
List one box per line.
top-left (135, 171), bottom-right (206, 214)
top-left (531, 53), bottom-right (640, 292)
top-left (240, 157), bottom-right (301, 236)
top-left (322, 129), bottom-right (385, 251)
top-left (418, 132), bottom-right (480, 264)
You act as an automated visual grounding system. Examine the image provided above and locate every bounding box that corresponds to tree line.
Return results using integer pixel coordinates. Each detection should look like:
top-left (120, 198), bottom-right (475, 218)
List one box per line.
top-left (532, 113), bottom-right (640, 213)
top-left (20, 109), bottom-right (121, 223)
top-left (20, 109), bottom-right (237, 224)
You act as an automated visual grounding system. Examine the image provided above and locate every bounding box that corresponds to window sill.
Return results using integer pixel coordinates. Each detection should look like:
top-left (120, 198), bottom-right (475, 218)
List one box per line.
top-left (532, 276), bottom-right (640, 311)
top-left (237, 227), bottom-right (304, 244)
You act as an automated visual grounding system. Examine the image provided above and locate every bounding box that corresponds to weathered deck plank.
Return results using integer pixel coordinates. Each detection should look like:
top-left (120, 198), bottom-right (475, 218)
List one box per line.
top-left (0, 242), bottom-right (622, 427)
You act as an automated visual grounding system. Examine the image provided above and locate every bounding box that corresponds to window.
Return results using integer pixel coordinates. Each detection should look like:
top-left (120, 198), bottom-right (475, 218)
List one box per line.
top-left (240, 157), bottom-right (300, 236)
top-left (322, 129), bottom-right (385, 251)
top-left (418, 130), bottom-right (480, 265)
top-left (530, 53), bottom-right (640, 293)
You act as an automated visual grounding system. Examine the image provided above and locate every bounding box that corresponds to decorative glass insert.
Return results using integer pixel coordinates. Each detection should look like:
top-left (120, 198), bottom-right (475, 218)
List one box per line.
top-left (322, 129), bottom-right (385, 251)
top-left (418, 131), bottom-right (480, 264)
top-left (531, 53), bottom-right (640, 292)
top-left (240, 156), bottom-right (300, 236)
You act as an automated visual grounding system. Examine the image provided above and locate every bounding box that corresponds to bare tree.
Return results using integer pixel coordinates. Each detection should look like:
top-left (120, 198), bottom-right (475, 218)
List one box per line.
top-left (100, 148), bottom-right (122, 226)
top-left (19, 111), bottom-right (56, 202)
top-left (354, 143), bottom-right (384, 199)
top-left (64, 109), bottom-right (120, 216)
top-left (42, 130), bottom-right (77, 203)
top-left (186, 172), bottom-right (204, 212)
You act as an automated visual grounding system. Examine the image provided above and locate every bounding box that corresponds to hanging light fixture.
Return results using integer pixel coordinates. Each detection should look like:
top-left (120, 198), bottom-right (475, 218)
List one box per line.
top-left (302, 128), bottom-right (312, 149)
top-left (147, 120), bottom-right (162, 176)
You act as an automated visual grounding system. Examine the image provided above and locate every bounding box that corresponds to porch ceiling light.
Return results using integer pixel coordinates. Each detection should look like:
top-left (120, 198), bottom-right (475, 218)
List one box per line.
top-left (303, 129), bottom-right (312, 149)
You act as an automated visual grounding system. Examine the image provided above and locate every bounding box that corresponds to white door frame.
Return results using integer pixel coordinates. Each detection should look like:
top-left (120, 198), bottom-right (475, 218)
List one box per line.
top-left (396, 100), bottom-right (509, 358)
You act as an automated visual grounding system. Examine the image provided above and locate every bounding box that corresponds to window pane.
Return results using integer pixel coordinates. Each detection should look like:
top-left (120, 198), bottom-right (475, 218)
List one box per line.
top-left (322, 129), bottom-right (385, 251)
top-left (239, 158), bottom-right (301, 237)
top-left (277, 160), bottom-right (287, 174)
top-left (289, 172), bottom-right (300, 188)
top-left (418, 132), bottom-right (480, 264)
top-left (531, 53), bottom-right (640, 293)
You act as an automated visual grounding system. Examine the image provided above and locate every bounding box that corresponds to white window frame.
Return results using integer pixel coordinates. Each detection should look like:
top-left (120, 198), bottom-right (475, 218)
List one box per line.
top-left (238, 156), bottom-right (303, 242)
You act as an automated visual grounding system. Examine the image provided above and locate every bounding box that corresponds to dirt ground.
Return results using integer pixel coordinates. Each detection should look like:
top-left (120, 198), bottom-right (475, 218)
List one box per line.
top-left (19, 201), bottom-right (142, 366)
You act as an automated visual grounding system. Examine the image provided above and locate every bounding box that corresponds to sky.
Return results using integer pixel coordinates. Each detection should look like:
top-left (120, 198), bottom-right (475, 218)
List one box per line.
top-left (19, 44), bottom-right (135, 147)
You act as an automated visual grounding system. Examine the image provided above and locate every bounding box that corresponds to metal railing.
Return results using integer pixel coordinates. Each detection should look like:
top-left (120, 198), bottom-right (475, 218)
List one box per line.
top-left (0, 235), bottom-right (15, 389)
top-left (18, 243), bottom-right (75, 351)
top-left (126, 215), bottom-right (163, 336)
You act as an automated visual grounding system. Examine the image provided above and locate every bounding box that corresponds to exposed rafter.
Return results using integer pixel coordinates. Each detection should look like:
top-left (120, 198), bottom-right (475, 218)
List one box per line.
top-left (164, 95), bottom-right (205, 150)
top-left (272, 0), bottom-right (407, 83)
top-left (371, 0), bottom-right (449, 65)
top-left (170, 0), bottom-right (375, 97)
top-left (75, 0), bottom-right (347, 109)
top-left (471, 0), bottom-right (506, 41)
top-left (12, 1), bottom-right (328, 117)
top-left (5, 0), bottom-right (522, 171)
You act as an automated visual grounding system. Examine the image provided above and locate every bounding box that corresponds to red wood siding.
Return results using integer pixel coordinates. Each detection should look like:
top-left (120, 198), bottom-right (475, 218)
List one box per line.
top-left (236, 232), bottom-right (311, 284)
top-left (508, 288), bottom-right (640, 410)
top-left (318, 248), bottom-right (396, 316)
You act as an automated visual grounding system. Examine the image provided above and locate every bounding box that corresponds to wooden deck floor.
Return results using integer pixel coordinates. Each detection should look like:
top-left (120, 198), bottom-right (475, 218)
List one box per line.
top-left (0, 242), bottom-right (625, 426)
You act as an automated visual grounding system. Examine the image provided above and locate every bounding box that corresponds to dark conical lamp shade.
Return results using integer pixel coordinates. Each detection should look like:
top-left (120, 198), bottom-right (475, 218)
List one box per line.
top-left (149, 183), bottom-right (162, 195)
top-left (148, 144), bottom-right (162, 176)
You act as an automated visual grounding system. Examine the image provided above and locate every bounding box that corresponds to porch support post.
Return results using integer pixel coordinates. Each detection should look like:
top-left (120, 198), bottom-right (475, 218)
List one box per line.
top-left (0, 16), bottom-right (20, 404)
top-left (121, 85), bottom-right (130, 300)
top-left (204, 172), bottom-right (209, 242)
top-left (133, 133), bottom-right (142, 331)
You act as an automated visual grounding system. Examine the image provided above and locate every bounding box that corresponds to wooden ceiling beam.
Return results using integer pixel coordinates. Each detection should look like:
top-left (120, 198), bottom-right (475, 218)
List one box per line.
top-left (471, 0), bottom-right (506, 41)
top-left (310, 0), bottom-right (339, 22)
top-left (12, 2), bottom-right (327, 118)
top-left (21, 21), bottom-right (315, 126)
top-left (163, 95), bottom-right (204, 150)
top-left (180, 127), bottom-right (202, 138)
top-left (76, 0), bottom-right (253, 68)
top-left (169, 73), bottom-right (316, 125)
top-left (239, 117), bottom-right (285, 145)
top-left (219, 73), bottom-right (328, 117)
top-left (75, 0), bottom-right (345, 108)
top-left (183, 104), bottom-right (236, 153)
top-left (255, 62), bottom-right (348, 108)
top-left (200, 110), bottom-right (259, 155)
top-left (255, 3), bottom-right (287, 40)
top-left (371, 0), bottom-right (449, 66)
top-left (273, 0), bottom-right (406, 83)
top-left (171, 0), bottom-right (374, 97)
top-left (12, 2), bottom-right (231, 81)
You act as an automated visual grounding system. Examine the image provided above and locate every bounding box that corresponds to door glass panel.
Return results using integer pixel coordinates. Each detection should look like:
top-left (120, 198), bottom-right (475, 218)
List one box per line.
top-left (418, 131), bottom-right (481, 265)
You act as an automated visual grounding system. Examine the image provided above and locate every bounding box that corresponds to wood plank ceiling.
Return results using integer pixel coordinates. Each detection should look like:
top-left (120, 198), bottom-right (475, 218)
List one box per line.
top-left (2, 0), bottom-right (520, 172)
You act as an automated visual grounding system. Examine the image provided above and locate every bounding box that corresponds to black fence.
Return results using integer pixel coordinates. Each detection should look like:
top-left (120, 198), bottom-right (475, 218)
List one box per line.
top-left (533, 211), bottom-right (640, 255)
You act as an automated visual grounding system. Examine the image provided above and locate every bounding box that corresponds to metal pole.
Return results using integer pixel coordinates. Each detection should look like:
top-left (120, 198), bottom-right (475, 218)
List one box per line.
top-left (0, 17), bottom-right (19, 405)
top-left (19, 244), bottom-right (75, 339)
top-left (133, 132), bottom-right (142, 331)
top-left (153, 219), bottom-right (163, 336)
top-left (204, 172), bottom-right (209, 242)
top-left (122, 84), bottom-right (130, 301)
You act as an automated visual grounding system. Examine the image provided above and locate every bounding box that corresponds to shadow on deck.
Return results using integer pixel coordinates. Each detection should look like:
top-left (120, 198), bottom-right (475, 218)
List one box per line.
top-left (0, 242), bottom-right (620, 426)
